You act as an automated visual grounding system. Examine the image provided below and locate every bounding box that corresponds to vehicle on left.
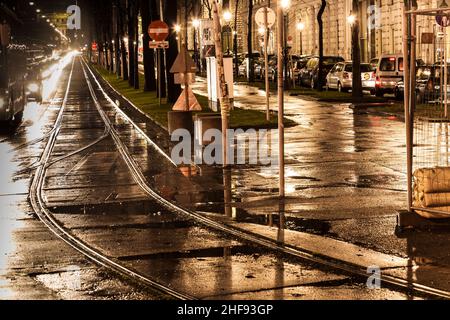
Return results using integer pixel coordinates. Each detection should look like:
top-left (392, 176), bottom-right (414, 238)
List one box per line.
top-left (0, 42), bottom-right (27, 128)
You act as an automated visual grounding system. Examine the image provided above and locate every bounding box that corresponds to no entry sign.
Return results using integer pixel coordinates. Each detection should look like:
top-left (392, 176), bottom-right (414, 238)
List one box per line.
top-left (148, 20), bottom-right (170, 42)
top-left (255, 7), bottom-right (276, 29)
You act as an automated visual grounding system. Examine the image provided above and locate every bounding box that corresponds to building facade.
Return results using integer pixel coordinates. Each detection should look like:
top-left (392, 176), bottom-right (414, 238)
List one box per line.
top-left (194, 0), bottom-right (444, 64)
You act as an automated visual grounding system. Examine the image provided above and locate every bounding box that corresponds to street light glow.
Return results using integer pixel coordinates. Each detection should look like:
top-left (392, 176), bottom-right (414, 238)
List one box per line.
top-left (281, 0), bottom-right (290, 9)
top-left (258, 27), bottom-right (265, 35)
top-left (192, 19), bottom-right (200, 28)
top-left (174, 24), bottom-right (181, 33)
top-left (223, 10), bottom-right (232, 22)
top-left (296, 22), bottom-right (305, 31)
top-left (347, 14), bottom-right (356, 25)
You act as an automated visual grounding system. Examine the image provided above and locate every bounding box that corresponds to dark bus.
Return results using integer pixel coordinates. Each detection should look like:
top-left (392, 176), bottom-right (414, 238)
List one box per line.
top-left (0, 41), bottom-right (27, 126)
top-left (1, 1), bottom-right (29, 128)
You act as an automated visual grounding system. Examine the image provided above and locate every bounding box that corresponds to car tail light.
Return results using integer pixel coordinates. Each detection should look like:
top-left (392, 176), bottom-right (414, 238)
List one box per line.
top-left (376, 76), bottom-right (381, 87)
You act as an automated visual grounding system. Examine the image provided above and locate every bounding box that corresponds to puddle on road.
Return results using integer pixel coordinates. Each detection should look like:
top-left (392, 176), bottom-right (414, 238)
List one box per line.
top-left (117, 245), bottom-right (266, 261)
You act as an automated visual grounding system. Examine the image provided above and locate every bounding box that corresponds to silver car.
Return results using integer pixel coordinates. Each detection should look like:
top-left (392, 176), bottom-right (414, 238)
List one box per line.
top-left (326, 62), bottom-right (376, 93)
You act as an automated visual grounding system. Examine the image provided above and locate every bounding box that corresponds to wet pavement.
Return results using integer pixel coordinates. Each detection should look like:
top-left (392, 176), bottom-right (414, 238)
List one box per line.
top-left (0, 53), bottom-right (447, 299)
top-left (0, 55), bottom-right (161, 300)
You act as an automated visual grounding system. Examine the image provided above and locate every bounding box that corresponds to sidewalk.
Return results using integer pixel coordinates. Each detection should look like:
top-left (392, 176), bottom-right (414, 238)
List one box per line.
top-left (95, 67), bottom-right (450, 297)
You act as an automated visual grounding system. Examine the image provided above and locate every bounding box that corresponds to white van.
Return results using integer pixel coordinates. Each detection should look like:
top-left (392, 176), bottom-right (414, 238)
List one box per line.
top-left (375, 54), bottom-right (404, 97)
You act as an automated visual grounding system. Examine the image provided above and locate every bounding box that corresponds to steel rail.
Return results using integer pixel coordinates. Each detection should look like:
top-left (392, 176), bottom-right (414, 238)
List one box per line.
top-left (30, 57), bottom-right (195, 300)
top-left (83, 59), bottom-right (450, 300)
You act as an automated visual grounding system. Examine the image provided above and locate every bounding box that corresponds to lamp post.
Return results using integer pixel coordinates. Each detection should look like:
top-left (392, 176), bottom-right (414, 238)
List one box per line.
top-left (296, 21), bottom-right (305, 55)
top-left (233, 0), bottom-right (241, 78)
top-left (192, 18), bottom-right (200, 72)
top-left (223, 10), bottom-right (232, 56)
top-left (278, 0), bottom-right (290, 198)
top-left (174, 24), bottom-right (181, 51)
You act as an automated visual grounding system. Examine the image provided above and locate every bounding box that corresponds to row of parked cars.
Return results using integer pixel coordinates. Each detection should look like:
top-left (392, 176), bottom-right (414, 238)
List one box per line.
top-left (238, 53), bottom-right (446, 100)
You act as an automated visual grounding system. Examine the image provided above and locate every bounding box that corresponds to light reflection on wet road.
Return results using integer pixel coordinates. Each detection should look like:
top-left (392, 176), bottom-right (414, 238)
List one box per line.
top-left (0, 54), bottom-right (447, 299)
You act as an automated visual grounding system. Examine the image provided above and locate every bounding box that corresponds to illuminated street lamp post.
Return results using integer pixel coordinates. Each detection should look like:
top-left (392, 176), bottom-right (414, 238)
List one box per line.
top-left (223, 10), bottom-right (232, 55)
top-left (278, 0), bottom-right (290, 198)
top-left (296, 21), bottom-right (305, 55)
top-left (174, 24), bottom-right (181, 51)
top-left (192, 19), bottom-right (201, 72)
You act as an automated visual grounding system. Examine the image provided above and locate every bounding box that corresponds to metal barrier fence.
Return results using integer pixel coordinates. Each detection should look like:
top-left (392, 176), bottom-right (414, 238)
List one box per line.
top-left (404, 2), bottom-right (450, 219)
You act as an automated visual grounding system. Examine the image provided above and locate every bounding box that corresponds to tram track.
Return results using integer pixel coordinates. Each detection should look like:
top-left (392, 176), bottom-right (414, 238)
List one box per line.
top-left (29, 56), bottom-right (450, 300)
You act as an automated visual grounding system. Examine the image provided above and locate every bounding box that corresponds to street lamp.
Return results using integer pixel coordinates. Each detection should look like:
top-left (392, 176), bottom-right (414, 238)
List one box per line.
top-left (222, 11), bottom-right (233, 55)
top-left (296, 21), bottom-right (305, 55)
top-left (192, 19), bottom-right (201, 72)
top-left (277, 0), bottom-right (290, 198)
top-left (223, 10), bottom-right (232, 23)
top-left (281, 0), bottom-right (290, 10)
top-left (347, 14), bottom-right (356, 25)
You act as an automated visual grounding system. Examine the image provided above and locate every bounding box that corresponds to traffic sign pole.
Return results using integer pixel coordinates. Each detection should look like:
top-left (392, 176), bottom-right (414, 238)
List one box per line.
top-left (256, 7), bottom-right (275, 122)
top-left (148, 20), bottom-right (170, 107)
top-left (264, 7), bottom-right (270, 122)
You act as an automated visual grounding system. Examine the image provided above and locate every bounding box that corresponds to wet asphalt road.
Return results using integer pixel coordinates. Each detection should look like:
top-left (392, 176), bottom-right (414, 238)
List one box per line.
top-left (191, 80), bottom-right (450, 262)
top-left (0, 54), bottom-right (444, 299)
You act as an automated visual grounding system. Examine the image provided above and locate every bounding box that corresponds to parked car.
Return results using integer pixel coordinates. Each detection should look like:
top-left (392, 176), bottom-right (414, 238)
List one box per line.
top-left (292, 55), bottom-right (312, 84)
top-left (299, 56), bottom-right (345, 89)
top-left (325, 62), bottom-right (376, 93)
top-left (395, 65), bottom-right (450, 102)
top-left (374, 54), bottom-right (404, 97)
top-left (369, 58), bottom-right (379, 71)
top-left (238, 58), bottom-right (263, 78)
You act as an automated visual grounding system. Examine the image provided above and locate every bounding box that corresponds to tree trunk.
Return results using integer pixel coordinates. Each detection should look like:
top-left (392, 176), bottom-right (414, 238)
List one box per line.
top-left (247, 0), bottom-right (254, 82)
top-left (115, 0), bottom-right (121, 77)
top-left (166, 0), bottom-right (181, 103)
top-left (133, 1), bottom-right (139, 89)
top-left (352, 0), bottom-right (362, 99)
top-left (127, 0), bottom-right (136, 87)
top-left (141, 0), bottom-right (157, 91)
top-left (317, 0), bottom-right (326, 91)
top-left (233, 0), bottom-right (240, 77)
top-left (212, 0), bottom-right (231, 167)
top-left (120, 0), bottom-right (129, 80)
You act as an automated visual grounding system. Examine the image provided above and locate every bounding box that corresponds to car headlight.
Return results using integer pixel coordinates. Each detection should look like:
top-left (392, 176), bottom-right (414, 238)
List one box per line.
top-left (28, 83), bottom-right (40, 93)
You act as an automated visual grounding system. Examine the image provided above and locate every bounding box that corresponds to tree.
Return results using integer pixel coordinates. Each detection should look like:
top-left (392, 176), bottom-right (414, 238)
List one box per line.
top-left (317, 0), bottom-right (326, 91)
top-left (233, 0), bottom-right (241, 77)
top-left (114, 0), bottom-right (122, 77)
top-left (127, 0), bottom-right (139, 89)
top-left (166, 0), bottom-right (181, 103)
top-left (247, 0), bottom-right (254, 82)
top-left (351, 0), bottom-right (362, 99)
top-left (141, 0), bottom-right (157, 91)
top-left (202, 0), bottom-right (213, 19)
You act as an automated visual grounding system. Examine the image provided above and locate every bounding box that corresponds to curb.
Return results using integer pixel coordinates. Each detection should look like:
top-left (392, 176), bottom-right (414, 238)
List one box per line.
top-left (89, 63), bottom-right (170, 134)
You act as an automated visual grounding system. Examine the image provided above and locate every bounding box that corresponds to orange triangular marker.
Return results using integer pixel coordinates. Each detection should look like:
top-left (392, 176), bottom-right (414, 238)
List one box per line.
top-left (172, 88), bottom-right (202, 111)
top-left (170, 45), bottom-right (197, 74)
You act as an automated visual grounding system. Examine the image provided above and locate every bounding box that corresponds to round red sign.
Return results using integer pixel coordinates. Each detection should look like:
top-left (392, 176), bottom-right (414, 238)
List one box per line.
top-left (148, 20), bottom-right (170, 42)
